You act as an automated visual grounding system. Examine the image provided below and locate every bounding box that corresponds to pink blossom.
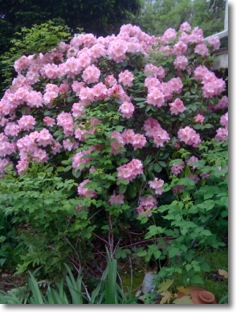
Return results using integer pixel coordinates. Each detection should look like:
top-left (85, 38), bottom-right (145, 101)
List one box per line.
top-left (174, 55), bottom-right (188, 71)
top-left (43, 116), bottom-right (55, 127)
top-left (194, 43), bottom-right (209, 57)
top-left (187, 156), bottom-right (199, 169)
top-left (0, 158), bottom-right (12, 176)
top-left (208, 36), bottom-right (220, 51)
top-left (105, 75), bottom-right (117, 87)
top-left (57, 112), bottom-right (74, 136)
top-left (110, 131), bottom-right (125, 155)
top-left (121, 129), bottom-right (146, 150)
top-left (144, 64), bottom-right (165, 80)
top-left (16, 159), bottom-right (29, 174)
top-left (187, 174), bottom-right (200, 183)
top-left (108, 39), bottom-right (128, 63)
top-left (143, 118), bottom-right (170, 148)
top-left (171, 161), bottom-right (185, 175)
top-left (82, 64), bottom-right (101, 84)
top-left (4, 122), bottom-right (20, 136)
top-left (72, 150), bottom-right (91, 169)
top-left (92, 82), bottom-right (107, 100)
top-left (178, 126), bottom-right (201, 147)
top-left (146, 89), bottom-right (165, 107)
top-left (148, 178), bottom-right (164, 195)
top-left (117, 159), bottom-right (143, 182)
top-left (169, 98), bottom-right (186, 115)
top-left (136, 195), bottom-right (157, 217)
top-left (172, 185), bottom-right (185, 195)
top-left (36, 128), bottom-right (53, 147)
top-left (161, 28), bottom-right (177, 42)
top-left (194, 114), bottom-right (205, 124)
top-left (179, 22), bottom-right (191, 32)
top-left (72, 102), bottom-right (86, 118)
top-left (173, 41), bottom-right (188, 55)
top-left (220, 112), bottom-right (228, 128)
top-left (32, 147), bottom-right (48, 162)
top-left (119, 101), bottom-right (135, 118)
top-left (215, 127), bottom-right (228, 141)
top-left (118, 70), bottom-right (134, 87)
top-left (62, 139), bottom-right (78, 151)
top-left (18, 115), bottom-right (36, 131)
top-left (77, 179), bottom-right (97, 198)
top-left (51, 141), bottom-right (62, 155)
top-left (213, 96), bottom-right (228, 110)
top-left (109, 192), bottom-right (125, 205)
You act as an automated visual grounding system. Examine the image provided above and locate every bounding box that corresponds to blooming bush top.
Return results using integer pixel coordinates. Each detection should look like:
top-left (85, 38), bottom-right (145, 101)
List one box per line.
top-left (0, 23), bottom-right (227, 217)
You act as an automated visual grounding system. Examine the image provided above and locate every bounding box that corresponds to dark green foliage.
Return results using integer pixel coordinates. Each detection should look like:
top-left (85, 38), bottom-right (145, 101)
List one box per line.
top-left (0, 21), bottom-right (72, 94)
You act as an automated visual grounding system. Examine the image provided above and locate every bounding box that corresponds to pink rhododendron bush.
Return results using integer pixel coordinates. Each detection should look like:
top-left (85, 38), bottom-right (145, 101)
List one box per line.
top-left (0, 23), bottom-right (228, 283)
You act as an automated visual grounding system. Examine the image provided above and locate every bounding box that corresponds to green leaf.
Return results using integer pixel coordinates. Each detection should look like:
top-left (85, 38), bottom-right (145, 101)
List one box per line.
top-left (168, 247), bottom-right (180, 258)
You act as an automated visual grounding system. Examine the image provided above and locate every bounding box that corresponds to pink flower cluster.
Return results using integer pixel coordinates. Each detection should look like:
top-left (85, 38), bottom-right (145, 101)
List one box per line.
top-left (117, 159), bottom-right (143, 182)
top-left (136, 195), bottom-right (157, 217)
top-left (174, 56), bottom-right (188, 71)
top-left (171, 161), bottom-right (185, 176)
top-left (77, 179), bottom-right (97, 198)
top-left (194, 66), bottom-right (225, 98)
top-left (109, 192), bottom-right (124, 205)
top-left (148, 178), bottom-right (164, 195)
top-left (178, 126), bottom-right (201, 147)
top-left (118, 70), bottom-right (134, 87)
top-left (169, 98), bottom-right (186, 115)
top-left (143, 118), bottom-right (170, 148)
top-left (215, 112), bottom-right (228, 141)
top-left (119, 101), bottom-right (135, 118)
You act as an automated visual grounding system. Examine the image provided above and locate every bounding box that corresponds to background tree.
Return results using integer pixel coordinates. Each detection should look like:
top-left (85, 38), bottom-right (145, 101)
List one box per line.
top-left (137, 0), bottom-right (226, 37)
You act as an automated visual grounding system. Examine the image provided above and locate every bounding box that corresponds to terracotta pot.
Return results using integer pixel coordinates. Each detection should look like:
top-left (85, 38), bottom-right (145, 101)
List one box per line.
top-left (191, 290), bottom-right (217, 304)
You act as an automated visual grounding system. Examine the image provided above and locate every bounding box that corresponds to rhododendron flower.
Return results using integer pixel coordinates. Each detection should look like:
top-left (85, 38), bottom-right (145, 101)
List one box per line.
top-left (77, 179), bottom-right (96, 198)
top-left (82, 64), bottom-right (101, 84)
top-left (4, 122), bottom-right (20, 136)
top-left (187, 156), bottom-right (199, 169)
top-left (194, 43), bottom-right (209, 57)
top-left (220, 112), bottom-right (228, 128)
top-left (178, 126), bottom-right (201, 147)
top-left (117, 159), bottom-right (143, 182)
top-left (136, 195), bottom-right (157, 217)
top-left (169, 98), bottom-right (186, 115)
top-left (43, 116), bottom-right (55, 127)
top-left (118, 70), bottom-right (134, 87)
top-left (72, 150), bottom-right (91, 170)
top-left (174, 55), bottom-right (188, 71)
top-left (208, 36), bottom-right (220, 51)
top-left (146, 89), bottom-right (165, 107)
top-left (109, 192), bottom-right (124, 205)
top-left (0, 158), bottom-right (12, 176)
top-left (119, 101), bottom-right (135, 118)
top-left (171, 161), bottom-right (185, 175)
top-left (36, 128), bottom-right (53, 147)
top-left (62, 139), bottom-right (78, 151)
top-left (194, 114), bottom-right (205, 124)
top-left (16, 159), bottom-right (29, 174)
top-left (215, 127), bottom-right (228, 141)
top-left (105, 75), bottom-right (117, 87)
top-left (148, 178), bottom-right (164, 195)
top-left (72, 102), bottom-right (86, 118)
top-left (143, 117), bottom-right (170, 148)
top-left (110, 131), bottom-right (125, 155)
top-left (179, 22), bottom-right (191, 32)
top-left (18, 115), bottom-right (36, 131)
top-left (121, 129), bottom-right (146, 150)
top-left (144, 64), bottom-right (165, 79)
